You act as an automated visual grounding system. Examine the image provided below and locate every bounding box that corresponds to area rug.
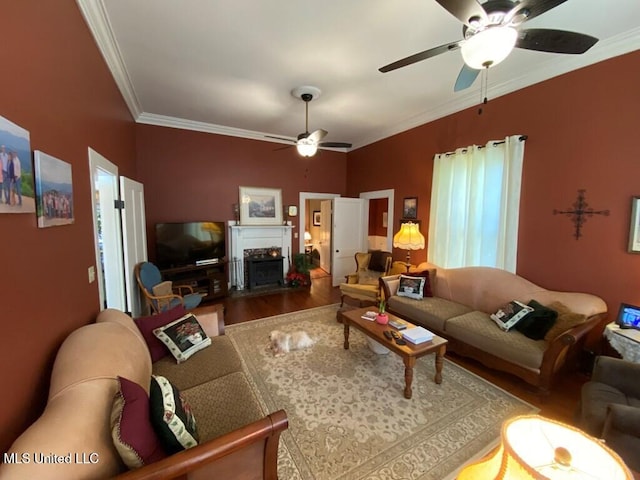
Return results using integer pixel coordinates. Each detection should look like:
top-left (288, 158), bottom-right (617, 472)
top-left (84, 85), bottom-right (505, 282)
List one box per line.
top-left (226, 304), bottom-right (537, 480)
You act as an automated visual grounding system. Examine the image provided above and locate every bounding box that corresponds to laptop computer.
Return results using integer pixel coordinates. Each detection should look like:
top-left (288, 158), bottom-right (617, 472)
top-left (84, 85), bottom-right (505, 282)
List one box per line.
top-left (617, 303), bottom-right (640, 330)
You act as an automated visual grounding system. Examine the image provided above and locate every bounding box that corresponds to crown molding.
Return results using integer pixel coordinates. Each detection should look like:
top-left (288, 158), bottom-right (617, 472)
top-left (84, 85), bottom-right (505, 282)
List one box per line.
top-left (76, 0), bottom-right (142, 119)
top-left (350, 28), bottom-right (640, 150)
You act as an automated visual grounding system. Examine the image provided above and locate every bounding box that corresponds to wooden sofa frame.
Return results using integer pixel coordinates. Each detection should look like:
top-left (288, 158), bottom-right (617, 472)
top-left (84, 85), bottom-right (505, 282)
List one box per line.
top-left (116, 409), bottom-right (288, 480)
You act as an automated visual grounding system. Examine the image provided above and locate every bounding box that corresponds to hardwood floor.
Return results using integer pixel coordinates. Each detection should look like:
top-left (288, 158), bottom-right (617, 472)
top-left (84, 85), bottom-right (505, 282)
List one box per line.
top-left (217, 271), bottom-right (586, 425)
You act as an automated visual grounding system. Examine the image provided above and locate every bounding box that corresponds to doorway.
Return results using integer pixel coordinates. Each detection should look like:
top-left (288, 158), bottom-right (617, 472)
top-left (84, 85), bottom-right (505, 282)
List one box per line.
top-left (89, 148), bottom-right (125, 311)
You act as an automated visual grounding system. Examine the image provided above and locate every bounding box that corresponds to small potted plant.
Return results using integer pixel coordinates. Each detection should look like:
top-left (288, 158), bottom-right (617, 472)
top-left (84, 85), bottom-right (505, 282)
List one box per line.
top-left (376, 299), bottom-right (389, 325)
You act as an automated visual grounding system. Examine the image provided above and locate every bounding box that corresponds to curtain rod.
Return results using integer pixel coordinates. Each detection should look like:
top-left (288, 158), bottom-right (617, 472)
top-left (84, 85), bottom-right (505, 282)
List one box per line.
top-left (443, 135), bottom-right (528, 157)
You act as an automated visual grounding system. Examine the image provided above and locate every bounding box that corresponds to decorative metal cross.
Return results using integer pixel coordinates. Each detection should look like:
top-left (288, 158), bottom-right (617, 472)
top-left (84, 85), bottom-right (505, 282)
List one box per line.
top-left (553, 189), bottom-right (609, 240)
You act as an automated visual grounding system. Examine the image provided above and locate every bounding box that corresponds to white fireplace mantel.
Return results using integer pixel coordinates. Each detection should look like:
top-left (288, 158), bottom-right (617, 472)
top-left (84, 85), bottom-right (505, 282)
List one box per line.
top-left (228, 222), bottom-right (293, 290)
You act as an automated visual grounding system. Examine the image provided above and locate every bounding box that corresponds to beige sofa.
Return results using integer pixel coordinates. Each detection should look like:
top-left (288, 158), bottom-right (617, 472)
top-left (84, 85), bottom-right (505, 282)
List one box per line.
top-left (380, 264), bottom-right (607, 393)
top-left (1, 306), bottom-right (287, 480)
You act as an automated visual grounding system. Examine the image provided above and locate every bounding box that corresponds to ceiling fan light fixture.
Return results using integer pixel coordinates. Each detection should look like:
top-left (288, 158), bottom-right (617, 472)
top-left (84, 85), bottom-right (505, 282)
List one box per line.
top-left (296, 138), bottom-right (317, 157)
top-left (461, 26), bottom-right (517, 70)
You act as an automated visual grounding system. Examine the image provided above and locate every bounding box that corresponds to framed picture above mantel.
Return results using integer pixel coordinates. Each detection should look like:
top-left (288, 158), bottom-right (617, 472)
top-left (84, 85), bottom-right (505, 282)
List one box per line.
top-left (239, 186), bottom-right (283, 225)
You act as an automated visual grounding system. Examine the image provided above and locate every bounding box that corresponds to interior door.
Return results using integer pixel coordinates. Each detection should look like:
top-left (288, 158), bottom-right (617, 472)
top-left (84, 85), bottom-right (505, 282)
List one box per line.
top-left (89, 148), bottom-right (125, 311)
top-left (331, 197), bottom-right (366, 286)
top-left (319, 200), bottom-right (332, 273)
top-left (120, 176), bottom-right (147, 317)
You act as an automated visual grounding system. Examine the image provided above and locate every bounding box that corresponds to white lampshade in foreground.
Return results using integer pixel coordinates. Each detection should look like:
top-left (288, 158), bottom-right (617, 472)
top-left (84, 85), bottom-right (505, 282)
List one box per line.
top-left (304, 231), bottom-right (312, 242)
top-left (296, 139), bottom-right (317, 157)
top-left (457, 415), bottom-right (632, 480)
top-left (461, 26), bottom-right (517, 70)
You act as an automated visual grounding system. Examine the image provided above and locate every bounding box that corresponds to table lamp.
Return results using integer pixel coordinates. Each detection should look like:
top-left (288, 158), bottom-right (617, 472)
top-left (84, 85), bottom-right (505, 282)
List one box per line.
top-left (457, 415), bottom-right (632, 480)
top-left (393, 222), bottom-right (425, 271)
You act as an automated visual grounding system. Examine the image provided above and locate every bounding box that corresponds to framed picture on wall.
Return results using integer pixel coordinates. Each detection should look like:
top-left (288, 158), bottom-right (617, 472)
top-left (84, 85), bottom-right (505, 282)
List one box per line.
top-left (239, 186), bottom-right (283, 225)
top-left (34, 150), bottom-right (74, 228)
top-left (628, 196), bottom-right (640, 253)
top-left (313, 210), bottom-right (321, 226)
top-left (402, 197), bottom-right (418, 219)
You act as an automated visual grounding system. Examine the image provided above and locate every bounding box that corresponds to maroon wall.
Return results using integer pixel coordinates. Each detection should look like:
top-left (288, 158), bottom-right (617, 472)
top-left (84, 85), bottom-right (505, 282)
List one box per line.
top-left (0, 2), bottom-right (136, 451)
top-left (135, 124), bottom-right (348, 258)
top-left (347, 50), bottom-right (640, 320)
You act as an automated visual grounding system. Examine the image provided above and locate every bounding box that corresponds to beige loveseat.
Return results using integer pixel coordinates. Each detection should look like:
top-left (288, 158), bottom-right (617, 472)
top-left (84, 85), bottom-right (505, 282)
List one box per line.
top-left (380, 264), bottom-right (607, 393)
top-left (1, 306), bottom-right (287, 479)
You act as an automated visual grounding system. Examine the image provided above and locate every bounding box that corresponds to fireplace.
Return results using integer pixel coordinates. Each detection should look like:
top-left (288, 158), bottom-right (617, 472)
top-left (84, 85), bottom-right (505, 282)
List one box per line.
top-left (228, 223), bottom-right (293, 290)
top-left (246, 255), bottom-right (284, 289)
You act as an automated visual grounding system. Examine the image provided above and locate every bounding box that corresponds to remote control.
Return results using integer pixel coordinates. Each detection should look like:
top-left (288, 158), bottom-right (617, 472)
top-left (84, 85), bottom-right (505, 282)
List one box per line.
top-left (390, 330), bottom-right (406, 345)
top-left (383, 330), bottom-right (393, 340)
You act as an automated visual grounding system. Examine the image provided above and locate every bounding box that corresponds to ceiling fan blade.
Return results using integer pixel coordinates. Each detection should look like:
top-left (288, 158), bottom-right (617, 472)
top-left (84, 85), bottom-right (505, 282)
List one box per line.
top-left (274, 144), bottom-right (294, 151)
top-left (454, 64), bottom-right (480, 92)
top-left (307, 129), bottom-right (328, 143)
top-left (517, 29), bottom-right (598, 54)
top-left (506, 0), bottom-right (569, 24)
top-left (265, 135), bottom-right (295, 143)
top-left (435, 0), bottom-right (487, 26)
top-left (379, 41), bottom-right (461, 73)
top-left (319, 142), bottom-right (352, 149)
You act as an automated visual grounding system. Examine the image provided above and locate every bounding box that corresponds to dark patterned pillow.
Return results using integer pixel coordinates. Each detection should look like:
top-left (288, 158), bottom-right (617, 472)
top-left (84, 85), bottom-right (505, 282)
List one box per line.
top-left (134, 305), bottom-right (187, 362)
top-left (397, 274), bottom-right (425, 300)
top-left (111, 377), bottom-right (166, 469)
top-left (515, 300), bottom-right (558, 340)
top-left (368, 250), bottom-right (390, 272)
top-left (149, 375), bottom-right (199, 455)
top-left (153, 313), bottom-right (211, 363)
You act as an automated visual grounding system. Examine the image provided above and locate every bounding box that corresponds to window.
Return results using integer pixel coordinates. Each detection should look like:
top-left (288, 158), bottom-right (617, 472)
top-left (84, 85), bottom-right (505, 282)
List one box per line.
top-left (427, 135), bottom-right (526, 272)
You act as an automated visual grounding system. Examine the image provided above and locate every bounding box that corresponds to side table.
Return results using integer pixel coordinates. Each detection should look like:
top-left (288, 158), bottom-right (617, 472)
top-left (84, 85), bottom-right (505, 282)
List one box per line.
top-left (604, 323), bottom-right (640, 363)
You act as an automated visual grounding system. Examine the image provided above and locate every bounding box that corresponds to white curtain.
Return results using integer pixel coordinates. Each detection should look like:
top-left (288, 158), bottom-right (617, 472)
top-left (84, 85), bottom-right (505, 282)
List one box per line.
top-left (427, 135), bottom-right (525, 272)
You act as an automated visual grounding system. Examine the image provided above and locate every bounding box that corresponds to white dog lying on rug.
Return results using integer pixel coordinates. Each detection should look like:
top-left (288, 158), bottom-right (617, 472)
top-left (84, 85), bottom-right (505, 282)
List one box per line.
top-left (269, 330), bottom-right (315, 357)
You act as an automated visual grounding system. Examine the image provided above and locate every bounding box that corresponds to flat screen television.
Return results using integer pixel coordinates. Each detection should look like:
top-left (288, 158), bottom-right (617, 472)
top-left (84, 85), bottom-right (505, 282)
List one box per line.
top-left (155, 221), bottom-right (226, 269)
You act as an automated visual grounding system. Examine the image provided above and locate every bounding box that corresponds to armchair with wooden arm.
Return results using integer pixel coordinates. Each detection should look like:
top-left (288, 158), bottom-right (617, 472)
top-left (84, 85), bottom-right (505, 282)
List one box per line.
top-left (135, 261), bottom-right (203, 314)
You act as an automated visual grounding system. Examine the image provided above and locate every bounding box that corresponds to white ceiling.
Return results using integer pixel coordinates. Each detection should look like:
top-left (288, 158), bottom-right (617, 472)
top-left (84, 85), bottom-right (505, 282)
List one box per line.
top-left (78, 0), bottom-right (640, 151)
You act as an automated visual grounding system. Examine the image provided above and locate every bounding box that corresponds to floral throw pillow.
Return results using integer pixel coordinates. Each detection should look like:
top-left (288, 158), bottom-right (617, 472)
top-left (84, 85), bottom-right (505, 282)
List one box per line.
top-left (153, 313), bottom-right (211, 363)
top-left (149, 375), bottom-right (199, 455)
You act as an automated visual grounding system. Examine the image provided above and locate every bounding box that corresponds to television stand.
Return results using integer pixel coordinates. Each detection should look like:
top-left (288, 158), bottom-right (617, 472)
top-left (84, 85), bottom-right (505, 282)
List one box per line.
top-left (161, 261), bottom-right (228, 302)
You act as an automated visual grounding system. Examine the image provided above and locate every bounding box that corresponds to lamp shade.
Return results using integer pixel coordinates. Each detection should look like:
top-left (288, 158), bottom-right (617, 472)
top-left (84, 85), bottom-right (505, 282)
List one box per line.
top-left (393, 222), bottom-right (425, 251)
top-left (457, 415), bottom-right (632, 480)
top-left (461, 26), bottom-right (517, 70)
top-left (296, 138), bottom-right (317, 157)
top-left (304, 231), bottom-right (312, 242)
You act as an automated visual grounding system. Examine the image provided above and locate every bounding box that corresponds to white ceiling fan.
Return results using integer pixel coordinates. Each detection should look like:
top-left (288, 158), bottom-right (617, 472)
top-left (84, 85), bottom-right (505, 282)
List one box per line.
top-left (267, 86), bottom-right (352, 157)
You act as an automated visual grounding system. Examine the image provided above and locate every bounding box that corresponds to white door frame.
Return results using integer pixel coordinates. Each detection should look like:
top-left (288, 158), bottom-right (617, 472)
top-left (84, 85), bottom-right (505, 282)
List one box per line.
top-left (298, 191), bottom-right (341, 253)
top-left (89, 148), bottom-right (126, 311)
top-left (359, 189), bottom-right (395, 251)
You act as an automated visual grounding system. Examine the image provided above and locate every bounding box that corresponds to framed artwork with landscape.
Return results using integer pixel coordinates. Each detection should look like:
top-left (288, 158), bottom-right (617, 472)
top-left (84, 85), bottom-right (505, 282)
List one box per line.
top-left (402, 197), bottom-right (418, 220)
top-left (239, 186), bottom-right (283, 225)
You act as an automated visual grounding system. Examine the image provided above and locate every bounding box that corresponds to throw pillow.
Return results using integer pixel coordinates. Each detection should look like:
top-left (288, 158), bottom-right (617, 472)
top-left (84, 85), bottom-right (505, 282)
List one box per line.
top-left (153, 313), bottom-right (211, 363)
top-left (397, 274), bottom-right (425, 300)
top-left (515, 300), bottom-right (558, 340)
top-left (404, 269), bottom-right (434, 297)
top-left (151, 280), bottom-right (173, 297)
top-left (543, 301), bottom-right (587, 342)
top-left (368, 250), bottom-right (389, 273)
top-left (358, 269), bottom-right (380, 286)
top-left (111, 377), bottom-right (166, 469)
top-left (149, 375), bottom-right (199, 455)
top-left (490, 300), bottom-right (534, 331)
top-left (134, 305), bottom-right (187, 362)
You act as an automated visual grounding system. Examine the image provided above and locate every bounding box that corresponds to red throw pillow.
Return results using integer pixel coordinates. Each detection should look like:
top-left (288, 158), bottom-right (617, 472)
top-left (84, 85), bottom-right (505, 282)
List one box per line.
top-left (405, 270), bottom-right (433, 297)
top-left (134, 305), bottom-right (187, 362)
top-left (111, 377), bottom-right (167, 468)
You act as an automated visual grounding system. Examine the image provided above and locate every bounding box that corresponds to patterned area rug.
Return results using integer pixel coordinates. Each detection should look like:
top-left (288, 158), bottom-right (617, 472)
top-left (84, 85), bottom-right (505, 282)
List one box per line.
top-left (226, 305), bottom-right (537, 480)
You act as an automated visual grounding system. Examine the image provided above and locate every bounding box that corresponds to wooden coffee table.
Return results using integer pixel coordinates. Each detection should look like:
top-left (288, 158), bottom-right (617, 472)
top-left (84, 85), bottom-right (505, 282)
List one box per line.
top-left (338, 307), bottom-right (448, 399)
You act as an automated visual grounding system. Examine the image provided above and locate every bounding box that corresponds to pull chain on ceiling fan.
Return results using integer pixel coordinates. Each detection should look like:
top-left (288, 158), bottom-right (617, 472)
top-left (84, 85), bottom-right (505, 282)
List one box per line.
top-left (379, 0), bottom-right (598, 92)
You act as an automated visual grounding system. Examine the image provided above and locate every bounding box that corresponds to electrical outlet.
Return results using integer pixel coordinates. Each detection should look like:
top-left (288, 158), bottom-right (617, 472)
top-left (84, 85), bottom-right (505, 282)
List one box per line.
top-left (294, 232), bottom-right (298, 238)
top-left (88, 266), bottom-right (96, 283)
